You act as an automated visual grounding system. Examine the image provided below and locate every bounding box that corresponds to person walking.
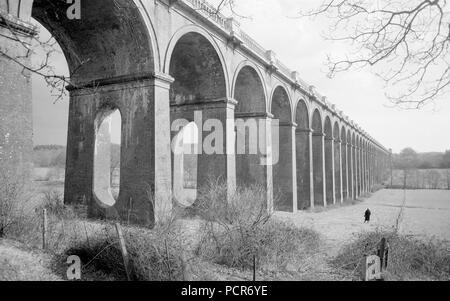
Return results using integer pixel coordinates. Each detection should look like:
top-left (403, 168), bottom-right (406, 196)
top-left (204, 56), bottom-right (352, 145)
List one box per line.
top-left (364, 208), bottom-right (371, 223)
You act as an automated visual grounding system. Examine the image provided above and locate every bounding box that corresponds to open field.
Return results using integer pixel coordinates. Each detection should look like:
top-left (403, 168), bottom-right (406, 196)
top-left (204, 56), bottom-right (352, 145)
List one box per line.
top-left (24, 183), bottom-right (450, 249)
top-left (277, 189), bottom-right (450, 255)
top-left (2, 181), bottom-right (449, 281)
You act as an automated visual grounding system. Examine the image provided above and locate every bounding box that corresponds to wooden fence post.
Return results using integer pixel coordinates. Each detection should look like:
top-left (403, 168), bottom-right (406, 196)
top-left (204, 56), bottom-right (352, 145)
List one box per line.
top-left (253, 254), bottom-right (256, 281)
top-left (115, 223), bottom-right (131, 281)
top-left (42, 209), bottom-right (47, 250)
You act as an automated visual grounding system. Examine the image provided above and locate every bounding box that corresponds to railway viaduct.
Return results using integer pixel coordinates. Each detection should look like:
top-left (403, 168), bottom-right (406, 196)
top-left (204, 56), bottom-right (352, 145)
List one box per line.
top-left (0, 0), bottom-right (391, 226)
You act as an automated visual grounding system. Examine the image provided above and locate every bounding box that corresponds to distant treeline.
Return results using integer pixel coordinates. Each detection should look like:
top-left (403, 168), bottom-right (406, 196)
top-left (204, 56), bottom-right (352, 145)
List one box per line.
top-left (33, 145), bottom-right (66, 167)
top-left (33, 144), bottom-right (120, 168)
top-left (33, 145), bottom-right (65, 151)
top-left (393, 149), bottom-right (450, 170)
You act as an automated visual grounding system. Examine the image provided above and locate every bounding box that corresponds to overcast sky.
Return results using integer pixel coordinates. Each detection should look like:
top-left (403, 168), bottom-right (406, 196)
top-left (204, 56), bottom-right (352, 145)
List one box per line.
top-left (32, 0), bottom-right (450, 153)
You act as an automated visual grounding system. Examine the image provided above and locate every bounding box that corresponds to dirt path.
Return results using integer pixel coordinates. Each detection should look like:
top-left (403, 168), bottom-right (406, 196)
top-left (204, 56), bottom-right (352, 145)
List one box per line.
top-left (276, 189), bottom-right (450, 256)
top-left (0, 239), bottom-right (62, 281)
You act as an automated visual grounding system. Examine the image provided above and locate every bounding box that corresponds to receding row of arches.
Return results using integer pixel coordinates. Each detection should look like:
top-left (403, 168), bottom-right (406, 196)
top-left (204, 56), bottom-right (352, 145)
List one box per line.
top-left (86, 30), bottom-right (388, 214)
top-left (292, 102), bottom-right (387, 210)
top-left (165, 31), bottom-right (388, 211)
top-left (13, 0), bottom-right (388, 226)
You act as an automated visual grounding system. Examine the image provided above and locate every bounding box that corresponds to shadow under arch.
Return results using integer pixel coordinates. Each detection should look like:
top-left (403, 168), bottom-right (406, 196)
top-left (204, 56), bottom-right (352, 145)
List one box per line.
top-left (168, 30), bottom-right (233, 204)
top-left (356, 135), bottom-right (362, 196)
top-left (271, 85), bottom-right (295, 212)
top-left (324, 116), bottom-right (333, 205)
top-left (333, 121), bottom-right (341, 203)
top-left (32, 0), bottom-right (155, 85)
top-left (312, 109), bottom-right (324, 207)
top-left (352, 132), bottom-right (357, 198)
top-left (347, 129), bottom-right (354, 199)
top-left (295, 99), bottom-right (311, 210)
top-left (163, 24), bottom-right (230, 97)
top-left (341, 126), bottom-right (348, 200)
top-left (232, 61), bottom-right (268, 106)
top-left (233, 64), bottom-right (268, 188)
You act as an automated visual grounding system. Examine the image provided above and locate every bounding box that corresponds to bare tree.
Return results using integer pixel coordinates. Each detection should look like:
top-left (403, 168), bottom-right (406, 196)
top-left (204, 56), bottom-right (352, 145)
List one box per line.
top-left (429, 169), bottom-right (441, 189)
top-left (0, 11), bottom-right (83, 103)
top-left (441, 150), bottom-right (450, 189)
top-left (212, 0), bottom-right (450, 109)
top-left (301, 0), bottom-right (450, 109)
top-left (396, 147), bottom-right (419, 188)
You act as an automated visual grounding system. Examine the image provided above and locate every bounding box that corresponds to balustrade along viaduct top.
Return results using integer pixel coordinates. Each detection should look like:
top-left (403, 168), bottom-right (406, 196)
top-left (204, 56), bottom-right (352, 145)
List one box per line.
top-left (0, 0), bottom-right (391, 227)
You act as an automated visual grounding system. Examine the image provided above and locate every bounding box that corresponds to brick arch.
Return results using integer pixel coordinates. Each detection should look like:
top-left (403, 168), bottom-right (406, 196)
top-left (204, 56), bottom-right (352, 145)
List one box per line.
top-left (295, 99), bottom-right (310, 130)
top-left (164, 24), bottom-right (230, 99)
top-left (232, 61), bottom-right (268, 112)
top-left (312, 108), bottom-right (325, 206)
top-left (332, 120), bottom-right (341, 202)
top-left (295, 98), bottom-right (311, 210)
top-left (312, 108), bottom-right (323, 134)
top-left (324, 116), bottom-right (333, 205)
top-left (270, 85), bottom-right (292, 123)
top-left (167, 31), bottom-right (228, 105)
top-left (31, 0), bottom-right (156, 85)
top-left (271, 85), bottom-right (295, 212)
top-left (232, 62), bottom-right (269, 191)
top-left (233, 63), bottom-right (267, 113)
top-left (341, 125), bottom-right (348, 199)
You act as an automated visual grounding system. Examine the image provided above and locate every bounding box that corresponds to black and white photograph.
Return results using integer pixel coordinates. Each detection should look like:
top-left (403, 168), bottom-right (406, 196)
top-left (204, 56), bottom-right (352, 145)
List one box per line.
top-left (0, 0), bottom-right (449, 285)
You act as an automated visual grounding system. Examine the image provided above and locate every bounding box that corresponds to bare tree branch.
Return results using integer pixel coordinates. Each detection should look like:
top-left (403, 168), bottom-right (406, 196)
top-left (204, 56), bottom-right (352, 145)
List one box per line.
top-left (301, 0), bottom-right (450, 109)
top-left (0, 11), bottom-right (86, 103)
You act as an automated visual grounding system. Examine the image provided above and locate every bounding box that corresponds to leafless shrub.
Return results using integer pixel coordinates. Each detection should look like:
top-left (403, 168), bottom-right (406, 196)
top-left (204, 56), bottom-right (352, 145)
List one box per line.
top-left (37, 190), bottom-right (74, 220)
top-left (195, 181), bottom-right (321, 271)
top-left (332, 229), bottom-right (450, 280)
top-left (0, 170), bottom-right (32, 238)
top-left (65, 219), bottom-right (187, 281)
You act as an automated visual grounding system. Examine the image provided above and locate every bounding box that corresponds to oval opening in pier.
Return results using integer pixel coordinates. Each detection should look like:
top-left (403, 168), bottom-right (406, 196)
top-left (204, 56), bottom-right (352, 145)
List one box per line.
top-left (173, 122), bottom-right (198, 207)
top-left (93, 109), bottom-right (121, 208)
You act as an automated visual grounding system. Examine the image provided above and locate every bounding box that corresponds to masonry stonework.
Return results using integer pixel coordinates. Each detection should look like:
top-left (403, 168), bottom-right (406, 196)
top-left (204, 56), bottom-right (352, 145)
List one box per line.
top-left (0, 0), bottom-right (391, 228)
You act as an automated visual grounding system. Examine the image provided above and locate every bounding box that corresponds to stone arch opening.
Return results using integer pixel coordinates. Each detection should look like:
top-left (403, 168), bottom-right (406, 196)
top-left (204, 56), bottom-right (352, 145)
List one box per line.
top-left (362, 139), bottom-right (366, 193)
top-left (169, 31), bottom-right (232, 202)
top-left (369, 143), bottom-right (374, 191)
top-left (32, 0), bottom-right (155, 85)
top-left (369, 143), bottom-right (372, 187)
top-left (333, 122), bottom-right (341, 203)
top-left (234, 65), bottom-right (266, 113)
top-left (312, 109), bottom-right (324, 207)
top-left (295, 99), bottom-right (310, 210)
top-left (352, 133), bottom-right (357, 198)
top-left (341, 127), bottom-right (348, 200)
top-left (365, 140), bottom-right (369, 192)
top-left (347, 130), bottom-right (353, 199)
top-left (93, 107), bottom-right (122, 208)
top-left (324, 116), bottom-right (333, 205)
top-left (271, 86), bottom-right (294, 212)
top-left (357, 136), bottom-right (362, 196)
top-left (19, 0), bottom-right (158, 225)
top-left (170, 32), bottom-right (227, 105)
top-left (233, 65), bottom-right (268, 189)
